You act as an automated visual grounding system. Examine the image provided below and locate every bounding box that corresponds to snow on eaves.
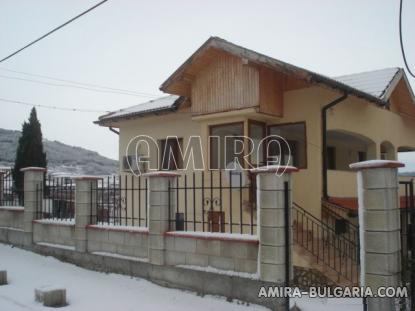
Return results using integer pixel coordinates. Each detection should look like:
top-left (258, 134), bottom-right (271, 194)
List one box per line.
top-left (334, 68), bottom-right (400, 100)
top-left (99, 95), bottom-right (180, 122)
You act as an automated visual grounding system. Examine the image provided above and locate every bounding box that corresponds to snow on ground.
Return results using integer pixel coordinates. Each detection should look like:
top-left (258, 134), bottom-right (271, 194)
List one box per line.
top-left (290, 297), bottom-right (362, 311)
top-left (0, 244), bottom-right (363, 311)
top-left (0, 244), bottom-right (266, 311)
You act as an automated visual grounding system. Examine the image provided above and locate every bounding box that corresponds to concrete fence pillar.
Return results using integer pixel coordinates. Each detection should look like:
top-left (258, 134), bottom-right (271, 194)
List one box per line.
top-left (21, 167), bottom-right (46, 246)
top-left (252, 166), bottom-right (298, 283)
top-left (350, 160), bottom-right (403, 311)
top-left (74, 176), bottom-right (99, 252)
top-left (144, 171), bottom-right (179, 266)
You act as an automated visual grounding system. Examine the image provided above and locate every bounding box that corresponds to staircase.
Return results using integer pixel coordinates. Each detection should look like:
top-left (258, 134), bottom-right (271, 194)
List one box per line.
top-left (292, 202), bottom-right (360, 287)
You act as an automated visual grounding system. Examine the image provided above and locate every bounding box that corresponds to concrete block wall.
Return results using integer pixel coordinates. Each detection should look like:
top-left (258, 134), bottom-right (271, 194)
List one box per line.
top-left (33, 221), bottom-right (75, 247)
top-left (0, 208), bottom-right (24, 230)
top-left (0, 226), bottom-right (25, 246)
top-left (165, 234), bottom-right (258, 274)
top-left (86, 226), bottom-right (148, 259)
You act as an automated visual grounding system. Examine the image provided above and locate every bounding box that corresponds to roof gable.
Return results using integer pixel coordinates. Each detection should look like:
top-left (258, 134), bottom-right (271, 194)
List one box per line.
top-left (96, 37), bottom-right (415, 125)
top-left (159, 36), bottom-right (387, 106)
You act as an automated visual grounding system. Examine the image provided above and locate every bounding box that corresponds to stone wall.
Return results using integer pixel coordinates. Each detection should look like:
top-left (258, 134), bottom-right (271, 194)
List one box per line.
top-left (86, 225), bottom-right (148, 259)
top-left (33, 221), bottom-right (75, 247)
top-left (165, 232), bottom-right (258, 274)
top-left (0, 207), bottom-right (24, 230)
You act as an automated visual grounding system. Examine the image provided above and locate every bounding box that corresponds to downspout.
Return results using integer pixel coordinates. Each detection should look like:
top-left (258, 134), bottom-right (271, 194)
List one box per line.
top-left (322, 94), bottom-right (348, 199)
top-left (109, 127), bottom-right (119, 135)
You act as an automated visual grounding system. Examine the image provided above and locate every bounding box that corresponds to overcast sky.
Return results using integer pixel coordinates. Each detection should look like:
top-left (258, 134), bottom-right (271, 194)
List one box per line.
top-left (0, 0), bottom-right (414, 168)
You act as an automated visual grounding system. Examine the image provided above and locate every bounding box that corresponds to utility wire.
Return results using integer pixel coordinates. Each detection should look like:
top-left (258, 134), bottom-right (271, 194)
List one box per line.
top-left (0, 67), bottom-right (160, 98)
top-left (0, 74), bottom-right (158, 98)
top-left (0, 0), bottom-right (109, 63)
top-left (0, 97), bottom-right (110, 113)
top-left (399, 0), bottom-right (415, 78)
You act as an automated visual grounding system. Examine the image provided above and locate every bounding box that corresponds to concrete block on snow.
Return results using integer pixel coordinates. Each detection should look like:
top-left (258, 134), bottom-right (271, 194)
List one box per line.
top-left (35, 286), bottom-right (66, 307)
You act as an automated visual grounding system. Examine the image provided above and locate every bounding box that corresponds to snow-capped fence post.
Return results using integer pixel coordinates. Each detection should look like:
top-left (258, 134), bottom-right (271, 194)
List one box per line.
top-left (73, 176), bottom-right (99, 252)
top-left (144, 171), bottom-right (179, 265)
top-left (350, 160), bottom-right (403, 311)
top-left (252, 166), bottom-right (298, 284)
top-left (21, 167), bottom-right (46, 246)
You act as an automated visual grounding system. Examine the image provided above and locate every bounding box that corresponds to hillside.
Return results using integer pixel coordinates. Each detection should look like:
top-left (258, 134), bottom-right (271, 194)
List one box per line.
top-left (0, 128), bottom-right (118, 176)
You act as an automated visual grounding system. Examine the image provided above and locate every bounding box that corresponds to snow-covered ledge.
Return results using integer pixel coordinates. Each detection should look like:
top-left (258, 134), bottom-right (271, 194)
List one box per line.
top-left (87, 224), bottom-right (149, 234)
top-left (33, 219), bottom-right (75, 226)
top-left (142, 171), bottom-right (181, 178)
top-left (349, 159), bottom-right (405, 170)
top-left (250, 165), bottom-right (299, 174)
top-left (165, 231), bottom-right (258, 244)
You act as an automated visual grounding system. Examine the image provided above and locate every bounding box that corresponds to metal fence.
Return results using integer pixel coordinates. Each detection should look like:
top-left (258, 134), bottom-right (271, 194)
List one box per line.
top-left (399, 180), bottom-right (414, 311)
top-left (92, 175), bottom-right (148, 227)
top-left (292, 202), bottom-right (359, 285)
top-left (168, 171), bottom-right (257, 234)
top-left (0, 169), bottom-right (24, 206)
top-left (36, 176), bottom-right (75, 220)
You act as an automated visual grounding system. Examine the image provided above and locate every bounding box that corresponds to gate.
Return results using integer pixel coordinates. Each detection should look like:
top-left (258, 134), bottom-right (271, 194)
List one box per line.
top-left (400, 180), bottom-right (415, 311)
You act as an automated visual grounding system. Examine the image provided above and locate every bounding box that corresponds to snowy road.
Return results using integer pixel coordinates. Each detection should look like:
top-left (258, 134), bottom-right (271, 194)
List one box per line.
top-left (0, 244), bottom-right (363, 311)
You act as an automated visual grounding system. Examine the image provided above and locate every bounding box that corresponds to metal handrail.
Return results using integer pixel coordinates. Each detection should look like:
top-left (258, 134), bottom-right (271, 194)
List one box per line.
top-left (292, 202), bottom-right (360, 284)
top-left (321, 199), bottom-right (359, 231)
top-left (293, 203), bottom-right (357, 245)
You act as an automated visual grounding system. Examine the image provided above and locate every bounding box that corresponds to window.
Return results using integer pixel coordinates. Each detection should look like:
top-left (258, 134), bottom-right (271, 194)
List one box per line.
top-left (358, 151), bottom-right (367, 162)
top-left (159, 138), bottom-right (183, 170)
top-left (267, 122), bottom-right (307, 168)
top-left (248, 120), bottom-right (266, 167)
top-left (210, 123), bottom-right (244, 169)
top-left (327, 146), bottom-right (336, 170)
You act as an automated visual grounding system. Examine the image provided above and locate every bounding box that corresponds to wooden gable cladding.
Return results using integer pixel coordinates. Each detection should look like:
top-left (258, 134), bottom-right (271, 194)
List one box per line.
top-left (258, 67), bottom-right (284, 117)
top-left (165, 47), bottom-right (224, 97)
top-left (390, 78), bottom-right (415, 118)
top-left (190, 52), bottom-right (259, 115)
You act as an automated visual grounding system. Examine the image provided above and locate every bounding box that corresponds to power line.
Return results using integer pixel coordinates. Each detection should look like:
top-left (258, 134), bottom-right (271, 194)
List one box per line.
top-left (0, 74), bottom-right (159, 98)
top-left (0, 0), bottom-right (109, 63)
top-left (0, 97), bottom-right (110, 113)
top-left (399, 0), bottom-right (415, 78)
top-left (0, 67), bottom-right (160, 98)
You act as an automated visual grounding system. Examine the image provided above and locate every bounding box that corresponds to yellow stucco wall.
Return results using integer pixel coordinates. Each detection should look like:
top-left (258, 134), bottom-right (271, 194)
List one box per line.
top-left (113, 85), bottom-right (415, 221)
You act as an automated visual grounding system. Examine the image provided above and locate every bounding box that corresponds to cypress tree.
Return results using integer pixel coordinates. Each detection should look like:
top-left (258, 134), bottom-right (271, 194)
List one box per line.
top-left (12, 107), bottom-right (47, 190)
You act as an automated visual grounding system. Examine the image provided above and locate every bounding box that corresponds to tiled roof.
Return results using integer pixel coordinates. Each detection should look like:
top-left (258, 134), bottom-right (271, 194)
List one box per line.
top-left (334, 68), bottom-right (400, 100)
top-left (97, 95), bottom-right (180, 123)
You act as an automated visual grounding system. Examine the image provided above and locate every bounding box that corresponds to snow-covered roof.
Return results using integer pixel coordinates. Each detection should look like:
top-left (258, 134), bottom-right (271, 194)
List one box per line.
top-left (334, 68), bottom-right (400, 100)
top-left (96, 95), bottom-right (181, 124)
